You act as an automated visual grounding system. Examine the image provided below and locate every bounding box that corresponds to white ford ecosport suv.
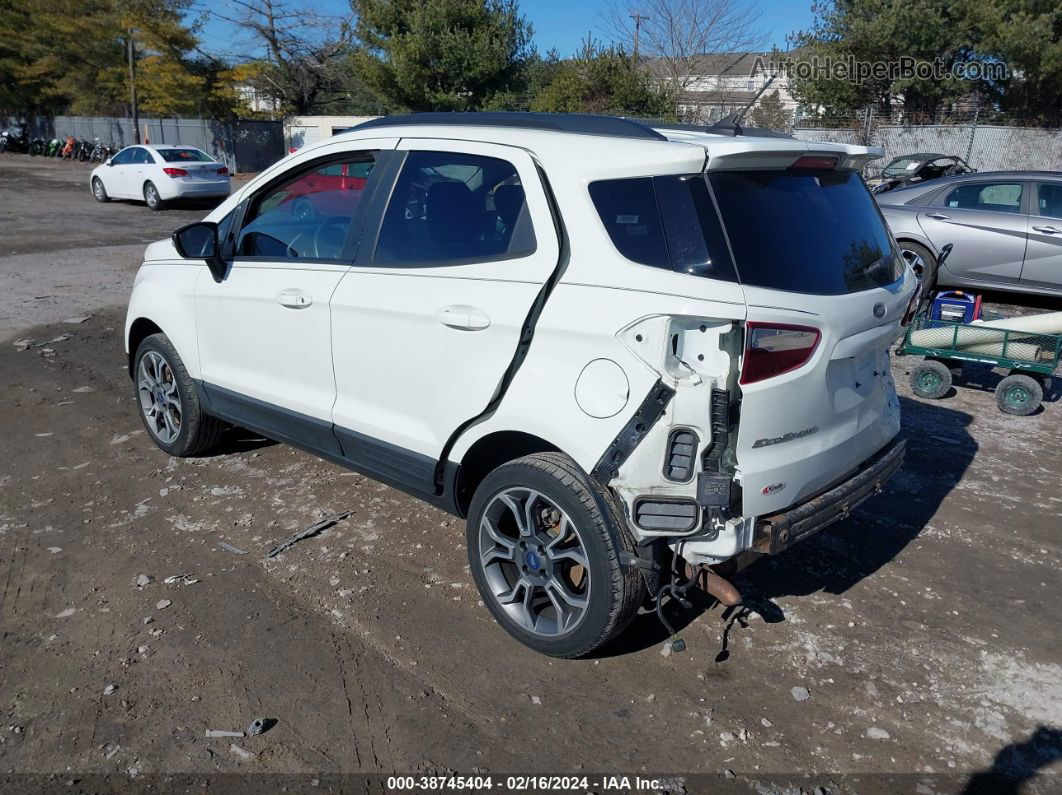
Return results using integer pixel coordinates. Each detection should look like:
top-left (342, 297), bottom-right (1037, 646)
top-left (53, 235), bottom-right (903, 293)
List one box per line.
top-left (125, 113), bottom-right (917, 658)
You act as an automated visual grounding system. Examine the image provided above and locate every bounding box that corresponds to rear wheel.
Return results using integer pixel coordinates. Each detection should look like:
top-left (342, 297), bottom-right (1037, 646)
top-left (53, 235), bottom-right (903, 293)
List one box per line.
top-left (466, 452), bottom-right (645, 658)
top-left (995, 373), bottom-right (1043, 416)
top-left (144, 181), bottom-right (164, 211)
top-left (91, 177), bottom-right (109, 203)
top-left (910, 359), bottom-right (952, 399)
top-left (900, 242), bottom-right (938, 291)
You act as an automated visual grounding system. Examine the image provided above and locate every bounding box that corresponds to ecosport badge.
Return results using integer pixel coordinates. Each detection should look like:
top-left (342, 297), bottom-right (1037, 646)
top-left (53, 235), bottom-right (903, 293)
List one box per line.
top-left (752, 426), bottom-right (820, 449)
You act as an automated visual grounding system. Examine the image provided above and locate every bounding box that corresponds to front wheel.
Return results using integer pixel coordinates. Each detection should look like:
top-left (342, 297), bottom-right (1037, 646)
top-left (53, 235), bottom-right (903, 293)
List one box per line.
top-left (134, 333), bottom-right (223, 456)
top-left (995, 373), bottom-right (1043, 416)
top-left (144, 181), bottom-right (164, 211)
top-left (92, 177), bottom-right (109, 203)
top-left (466, 452), bottom-right (645, 658)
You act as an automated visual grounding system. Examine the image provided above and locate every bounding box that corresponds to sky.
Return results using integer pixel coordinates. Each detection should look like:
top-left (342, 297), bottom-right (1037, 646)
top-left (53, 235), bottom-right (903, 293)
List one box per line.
top-left (195, 0), bottom-right (817, 61)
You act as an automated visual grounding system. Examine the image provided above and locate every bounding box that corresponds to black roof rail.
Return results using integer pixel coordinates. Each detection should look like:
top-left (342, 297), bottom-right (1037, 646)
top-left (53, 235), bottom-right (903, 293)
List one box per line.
top-left (350, 112), bottom-right (668, 141)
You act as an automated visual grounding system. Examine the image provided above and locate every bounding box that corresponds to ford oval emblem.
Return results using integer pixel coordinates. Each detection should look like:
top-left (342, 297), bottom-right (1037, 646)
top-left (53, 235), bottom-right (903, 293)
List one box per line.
top-left (873, 302), bottom-right (887, 319)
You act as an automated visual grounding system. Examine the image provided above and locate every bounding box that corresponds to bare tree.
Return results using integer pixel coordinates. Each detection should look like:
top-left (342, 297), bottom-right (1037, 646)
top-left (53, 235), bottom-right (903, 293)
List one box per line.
top-left (204, 0), bottom-right (355, 114)
top-left (600, 0), bottom-right (765, 97)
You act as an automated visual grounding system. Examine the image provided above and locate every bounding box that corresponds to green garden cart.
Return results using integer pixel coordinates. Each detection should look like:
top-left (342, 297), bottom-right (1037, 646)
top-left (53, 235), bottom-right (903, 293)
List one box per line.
top-left (900, 314), bottom-right (1061, 415)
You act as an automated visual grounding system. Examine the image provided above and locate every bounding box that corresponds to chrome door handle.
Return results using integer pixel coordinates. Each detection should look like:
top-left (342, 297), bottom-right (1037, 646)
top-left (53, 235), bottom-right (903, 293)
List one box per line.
top-left (925, 212), bottom-right (950, 220)
top-left (1033, 225), bottom-right (1062, 234)
top-left (436, 305), bottom-right (490, 331)
top-left (277, 289), bottom-right (312, 309)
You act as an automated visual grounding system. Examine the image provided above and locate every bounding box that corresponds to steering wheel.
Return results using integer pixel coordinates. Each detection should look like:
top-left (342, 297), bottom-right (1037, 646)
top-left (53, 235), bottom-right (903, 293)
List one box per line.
top-left (312, 218), bottom-right (349, 258)
top-left (285, 218), bottom-right (349, 259)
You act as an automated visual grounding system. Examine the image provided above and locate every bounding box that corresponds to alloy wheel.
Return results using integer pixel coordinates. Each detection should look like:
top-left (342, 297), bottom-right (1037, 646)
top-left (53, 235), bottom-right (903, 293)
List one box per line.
top-left (477, 487), bottom-right (591, 637)
top-left (901, 248), bottom-right (926, 281)
top-left (137, 350), bottom-right (182, 444)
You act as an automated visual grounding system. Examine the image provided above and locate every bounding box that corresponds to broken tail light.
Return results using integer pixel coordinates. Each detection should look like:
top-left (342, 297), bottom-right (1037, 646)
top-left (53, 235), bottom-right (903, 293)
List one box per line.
top-left (740, 323), bottom-right (821, 385)
top-left (162, 167), bottom-right (188, 177)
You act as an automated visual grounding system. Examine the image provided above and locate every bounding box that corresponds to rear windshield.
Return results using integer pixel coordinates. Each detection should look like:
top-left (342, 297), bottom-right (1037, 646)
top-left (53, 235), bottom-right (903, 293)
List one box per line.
top-left (708, 169), bottom-right (904, 294)
top-left (157, 148), bottom-right (212, 163)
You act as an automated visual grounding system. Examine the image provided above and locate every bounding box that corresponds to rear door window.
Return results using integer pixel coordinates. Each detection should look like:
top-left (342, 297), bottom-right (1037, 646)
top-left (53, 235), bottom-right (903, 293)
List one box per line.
top-left (709, 168), bottom-right (903, 294)
top-left (1036, 183), bottom-right (1062, 219)
top-left (373, 151), bottom-right (536, 266)
top-left (943, 182), bottom-right (1023, 213)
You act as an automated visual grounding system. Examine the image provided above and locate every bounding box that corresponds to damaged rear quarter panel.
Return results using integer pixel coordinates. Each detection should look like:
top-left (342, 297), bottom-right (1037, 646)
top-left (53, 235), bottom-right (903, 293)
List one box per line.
top-left (447, 282), bottom-right (745, 483)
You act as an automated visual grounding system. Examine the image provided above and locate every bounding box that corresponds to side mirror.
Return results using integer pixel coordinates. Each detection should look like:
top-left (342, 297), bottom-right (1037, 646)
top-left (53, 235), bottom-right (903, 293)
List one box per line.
top-left (105, 158), bottom-right (113, 166)
top-left (173, 221), bottom-right (226, 282)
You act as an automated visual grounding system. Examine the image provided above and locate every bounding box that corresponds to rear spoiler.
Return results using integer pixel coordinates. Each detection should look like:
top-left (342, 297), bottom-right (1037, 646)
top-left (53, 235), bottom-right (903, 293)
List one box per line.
top-left (653, 126), bottom-right (882, 171)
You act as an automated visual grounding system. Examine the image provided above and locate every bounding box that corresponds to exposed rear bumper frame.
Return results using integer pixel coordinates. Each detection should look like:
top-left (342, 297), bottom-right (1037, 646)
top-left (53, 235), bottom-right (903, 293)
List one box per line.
top-left (752, 437), bottom-right (906, 555)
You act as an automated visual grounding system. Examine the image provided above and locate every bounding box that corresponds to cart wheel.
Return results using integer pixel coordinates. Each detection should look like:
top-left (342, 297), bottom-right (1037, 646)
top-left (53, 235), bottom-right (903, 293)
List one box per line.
top-left (910, 360), bottom-right (952, 399)
top-left (995, 374), bottom-right (1043, 416)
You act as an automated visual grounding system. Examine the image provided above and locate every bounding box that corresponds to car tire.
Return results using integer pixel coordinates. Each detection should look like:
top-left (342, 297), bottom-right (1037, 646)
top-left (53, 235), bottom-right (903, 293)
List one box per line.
top-left (133, 333), bottom-right (224, 457)
top-left (144, 181), bottom-right (164, 211)
top-left (910, 359), bottom-right (952, 399)
top-left (92, 177), bottom-right (109, 203)
top-left (466, 452), bottom-right (645, 658)
top-left (900, 242), bottom-right (938, 291)
top-left (995, 373), bottom-right (1043, 416)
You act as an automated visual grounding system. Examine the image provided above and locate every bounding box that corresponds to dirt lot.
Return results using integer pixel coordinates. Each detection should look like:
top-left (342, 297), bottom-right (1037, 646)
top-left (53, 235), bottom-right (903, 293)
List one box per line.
top-left (0, 154), bottom-right (1060, 792)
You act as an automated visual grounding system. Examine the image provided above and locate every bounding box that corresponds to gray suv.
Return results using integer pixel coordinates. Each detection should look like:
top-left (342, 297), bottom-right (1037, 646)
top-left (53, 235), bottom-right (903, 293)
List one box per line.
top-left (876, 170), bottom-right (1062, 297)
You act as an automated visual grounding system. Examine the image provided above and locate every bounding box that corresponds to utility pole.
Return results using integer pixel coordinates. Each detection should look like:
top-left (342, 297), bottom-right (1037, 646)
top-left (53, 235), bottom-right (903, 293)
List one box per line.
top-left (127, 29), bottom-right (140, 144)
top-left (629, 12), bottom-right (649, 60)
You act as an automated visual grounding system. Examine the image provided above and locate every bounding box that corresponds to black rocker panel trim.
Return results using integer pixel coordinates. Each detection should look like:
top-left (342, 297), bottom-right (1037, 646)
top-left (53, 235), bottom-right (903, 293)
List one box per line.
top-left (194, 380), bottom-right (461, 515)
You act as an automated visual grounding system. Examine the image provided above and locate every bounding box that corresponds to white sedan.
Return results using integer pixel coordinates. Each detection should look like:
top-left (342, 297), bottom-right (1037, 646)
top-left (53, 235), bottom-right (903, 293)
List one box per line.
top-left (90, 144), bottom-right (231, 210)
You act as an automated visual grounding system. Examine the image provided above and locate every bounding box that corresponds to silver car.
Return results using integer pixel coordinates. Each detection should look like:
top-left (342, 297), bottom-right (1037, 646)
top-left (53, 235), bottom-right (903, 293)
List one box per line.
top-left (875, 170), bottom-right (1062, 297)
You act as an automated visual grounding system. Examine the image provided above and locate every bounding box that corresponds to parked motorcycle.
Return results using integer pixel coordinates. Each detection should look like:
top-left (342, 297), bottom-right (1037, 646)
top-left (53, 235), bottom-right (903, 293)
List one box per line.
top-left (28, 137), bottom-right (47, 156)
top-left (0, 127), bottom-right (30, 154)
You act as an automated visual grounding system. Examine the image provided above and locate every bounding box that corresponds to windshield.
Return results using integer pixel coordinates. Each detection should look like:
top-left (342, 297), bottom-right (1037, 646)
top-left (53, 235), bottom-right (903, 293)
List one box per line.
top-left (157, 148), bottom-right (213, 163)
top-left (883, 157), bottom-right (926, 177)
top-left (707, 169), bottom-right (904, 295)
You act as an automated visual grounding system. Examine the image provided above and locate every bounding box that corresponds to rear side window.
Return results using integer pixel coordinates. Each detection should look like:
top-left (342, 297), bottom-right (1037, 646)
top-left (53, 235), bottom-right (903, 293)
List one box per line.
top-left (944, 182), bottom-right (1023, 213)
top-left (374, 151), bottom-right (536, 266)
top-left (709, 169), bottom-right (903, 294)
top-left (589, 176), bottom-right (737, 281)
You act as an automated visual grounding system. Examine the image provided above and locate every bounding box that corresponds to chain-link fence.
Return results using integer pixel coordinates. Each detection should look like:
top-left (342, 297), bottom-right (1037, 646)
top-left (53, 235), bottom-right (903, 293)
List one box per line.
top-left (22, 115), bottom-right (284, 174)
top-left (792, 111), bottom-right (1062, 178)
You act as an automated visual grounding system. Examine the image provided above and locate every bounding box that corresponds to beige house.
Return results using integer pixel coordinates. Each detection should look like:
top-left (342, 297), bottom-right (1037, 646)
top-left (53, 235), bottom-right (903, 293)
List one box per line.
top-left (648, 51), bottom-right (800, 126)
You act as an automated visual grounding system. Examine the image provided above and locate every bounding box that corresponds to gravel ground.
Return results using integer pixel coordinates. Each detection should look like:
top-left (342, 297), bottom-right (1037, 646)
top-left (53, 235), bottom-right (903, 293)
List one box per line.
top-left (0, 154), bottom-right (1059, 792)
